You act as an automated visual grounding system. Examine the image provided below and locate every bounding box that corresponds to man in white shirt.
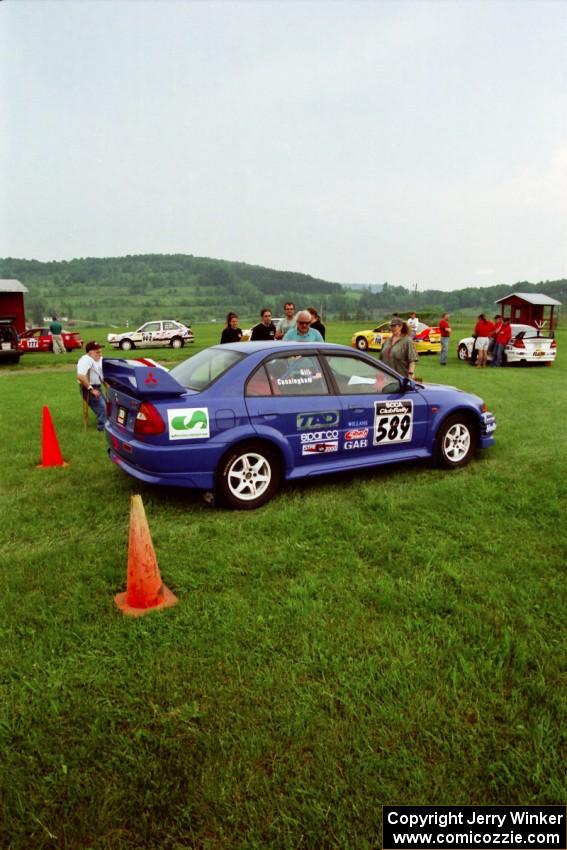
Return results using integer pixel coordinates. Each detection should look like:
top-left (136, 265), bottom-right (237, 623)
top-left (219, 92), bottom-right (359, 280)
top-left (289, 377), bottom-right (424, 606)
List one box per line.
top-left (276, 302), bottom-right (297, 339)
top-left (407, 312), bottom-right (420, 338)
top-left (77, 341), bottom-right (106, 431)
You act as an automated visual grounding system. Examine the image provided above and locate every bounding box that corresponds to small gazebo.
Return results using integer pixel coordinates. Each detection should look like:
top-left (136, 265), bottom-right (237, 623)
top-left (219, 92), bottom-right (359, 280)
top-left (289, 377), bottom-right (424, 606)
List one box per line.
top-left (495, 293), bottom-right (562, 330)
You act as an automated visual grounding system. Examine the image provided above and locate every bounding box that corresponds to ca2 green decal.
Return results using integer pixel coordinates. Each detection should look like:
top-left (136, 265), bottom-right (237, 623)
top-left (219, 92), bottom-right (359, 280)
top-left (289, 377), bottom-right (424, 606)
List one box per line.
top-left (168, 408), bottom-right (210, 440)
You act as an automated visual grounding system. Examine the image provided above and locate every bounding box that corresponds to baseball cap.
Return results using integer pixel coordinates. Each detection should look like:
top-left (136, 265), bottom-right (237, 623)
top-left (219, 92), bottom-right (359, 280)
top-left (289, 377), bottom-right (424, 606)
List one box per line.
top-left (85, 340), bottom-right (104, 352)
top-left (390, 318), bottom-right (403, 327)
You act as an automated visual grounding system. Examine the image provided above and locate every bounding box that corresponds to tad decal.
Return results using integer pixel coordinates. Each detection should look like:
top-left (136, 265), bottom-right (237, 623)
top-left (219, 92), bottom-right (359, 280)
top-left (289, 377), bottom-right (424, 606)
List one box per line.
top-left (168, 408), bottom-right (210, 440)
top-left (296, 411), bottom-right (340, 430)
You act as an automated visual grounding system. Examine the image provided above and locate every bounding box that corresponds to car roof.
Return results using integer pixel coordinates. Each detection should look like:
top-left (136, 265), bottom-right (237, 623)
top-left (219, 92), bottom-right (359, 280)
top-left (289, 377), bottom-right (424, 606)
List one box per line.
top-left (216, 341), bottom-right (355, 355)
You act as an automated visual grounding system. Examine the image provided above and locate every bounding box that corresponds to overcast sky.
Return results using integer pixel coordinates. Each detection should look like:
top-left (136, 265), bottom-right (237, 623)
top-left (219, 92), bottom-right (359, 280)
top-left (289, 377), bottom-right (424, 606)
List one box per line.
top-left (1, 0), bottom-right (566, 290)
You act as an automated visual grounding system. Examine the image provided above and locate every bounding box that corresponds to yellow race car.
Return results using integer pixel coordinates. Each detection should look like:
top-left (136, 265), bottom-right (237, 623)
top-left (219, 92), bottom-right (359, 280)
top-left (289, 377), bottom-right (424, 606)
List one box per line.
top-left (352, 321), bottom-right (441, 353)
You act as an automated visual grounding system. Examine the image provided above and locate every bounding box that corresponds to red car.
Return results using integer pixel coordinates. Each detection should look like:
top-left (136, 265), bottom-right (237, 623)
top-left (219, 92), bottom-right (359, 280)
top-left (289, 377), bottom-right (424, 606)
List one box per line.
top-left (18, 327), bottom-right (83, 353)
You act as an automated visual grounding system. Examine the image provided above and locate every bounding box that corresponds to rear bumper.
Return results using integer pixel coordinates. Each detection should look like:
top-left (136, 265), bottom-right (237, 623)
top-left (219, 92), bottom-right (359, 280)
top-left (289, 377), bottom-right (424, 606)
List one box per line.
top-left (108, 448), bottom-right (214, 490)
top-left (505, 352), bottom-right (556, 363)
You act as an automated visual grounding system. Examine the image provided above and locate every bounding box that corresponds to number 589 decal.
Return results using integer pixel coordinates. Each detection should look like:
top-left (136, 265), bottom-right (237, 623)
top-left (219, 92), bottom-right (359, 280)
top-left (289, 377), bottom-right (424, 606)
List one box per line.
top-left (373, 400), bottom-right (413, 445)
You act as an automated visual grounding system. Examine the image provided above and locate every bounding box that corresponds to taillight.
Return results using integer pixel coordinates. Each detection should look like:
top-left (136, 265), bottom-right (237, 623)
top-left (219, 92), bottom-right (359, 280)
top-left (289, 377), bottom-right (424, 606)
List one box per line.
top-left (106, 399), bottom-right (111, 415)
top-left (513, 338), bottom-right (525, 349)
top-left (134, 402), bottom-right (165, 436)
top-left (551, 339), bottom-right (557, 349)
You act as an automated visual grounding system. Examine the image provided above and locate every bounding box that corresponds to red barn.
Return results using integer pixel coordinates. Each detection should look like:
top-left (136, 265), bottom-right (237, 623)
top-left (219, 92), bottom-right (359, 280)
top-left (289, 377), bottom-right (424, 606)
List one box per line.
top-left (0, 279), bottom-right (28, 334)
top-left (495, 292), bottom-right (561, 330)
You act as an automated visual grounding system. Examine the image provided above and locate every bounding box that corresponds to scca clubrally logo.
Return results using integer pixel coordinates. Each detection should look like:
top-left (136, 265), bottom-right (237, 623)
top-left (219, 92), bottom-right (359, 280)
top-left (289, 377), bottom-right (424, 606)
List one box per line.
top-left (296, 410), bottom-right (340, 430)
top-left (168, 408), bottom-right (210, 440)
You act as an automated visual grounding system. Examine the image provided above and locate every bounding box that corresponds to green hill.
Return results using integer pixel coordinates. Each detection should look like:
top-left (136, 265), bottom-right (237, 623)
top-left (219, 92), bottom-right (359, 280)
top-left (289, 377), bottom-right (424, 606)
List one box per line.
top-left (0, 253), bottom-right (564, 325)
top-left (0, 254), bottom-right (347, 326)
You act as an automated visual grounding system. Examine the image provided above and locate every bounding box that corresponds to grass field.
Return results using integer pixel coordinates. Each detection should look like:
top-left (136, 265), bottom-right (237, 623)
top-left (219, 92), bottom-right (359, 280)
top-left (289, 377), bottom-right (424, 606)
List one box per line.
top-left (1, 322), bottom-right (565, 849)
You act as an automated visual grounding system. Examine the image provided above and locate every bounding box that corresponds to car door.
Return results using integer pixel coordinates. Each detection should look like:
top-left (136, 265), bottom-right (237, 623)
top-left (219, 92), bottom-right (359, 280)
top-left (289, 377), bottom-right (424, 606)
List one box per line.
top-left (138, 322), bottom-right (161, 347)
top-left (321, 352), bottom-right (430, 463)
top-left (244, 351), bottom-right (342, 469)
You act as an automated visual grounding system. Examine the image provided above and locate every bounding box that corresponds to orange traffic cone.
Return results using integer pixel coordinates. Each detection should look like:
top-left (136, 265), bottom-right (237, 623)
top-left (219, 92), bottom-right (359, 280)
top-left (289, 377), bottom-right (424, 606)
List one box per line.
top-left (37, 405), bottom-right (68, 468)
top-left (114, 495), bottom-right (178, 617)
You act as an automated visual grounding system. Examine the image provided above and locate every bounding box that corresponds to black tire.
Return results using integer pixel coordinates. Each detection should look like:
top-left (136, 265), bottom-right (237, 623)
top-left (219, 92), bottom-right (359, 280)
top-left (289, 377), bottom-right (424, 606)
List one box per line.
top-left (119, 339), bottom-right (134, 351)
top-left (217, 441), bottom-right (281, 509)
top-left (457, 344), bottom-right (469, 361)
top-left (435, 414), bottom-right (477, 469)
top-left (355, 336), bottom-right (369, 351)
top-left (170, 337), bottom-right (184, 349)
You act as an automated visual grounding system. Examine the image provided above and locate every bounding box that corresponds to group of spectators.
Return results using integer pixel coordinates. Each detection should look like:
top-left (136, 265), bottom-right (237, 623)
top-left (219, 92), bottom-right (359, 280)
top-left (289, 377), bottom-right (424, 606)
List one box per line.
top-left (380, 309), bottom-right (513, 375)
top-left (76, 306), bottom-right (513, 432)
top-left (220, 303), bottom-right (326, 344)
top-left (472, 313), bottom-right (512, 368)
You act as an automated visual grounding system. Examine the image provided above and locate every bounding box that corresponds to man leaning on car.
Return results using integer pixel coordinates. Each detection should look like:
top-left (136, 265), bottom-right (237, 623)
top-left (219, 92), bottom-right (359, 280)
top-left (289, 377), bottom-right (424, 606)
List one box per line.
top-left (77, 341), bottom-right (107, 431)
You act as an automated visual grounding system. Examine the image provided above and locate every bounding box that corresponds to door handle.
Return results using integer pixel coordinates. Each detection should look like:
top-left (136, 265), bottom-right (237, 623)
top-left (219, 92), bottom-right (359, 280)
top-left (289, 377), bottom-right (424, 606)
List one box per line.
top-left (348, 406), bottom-right (366, 413)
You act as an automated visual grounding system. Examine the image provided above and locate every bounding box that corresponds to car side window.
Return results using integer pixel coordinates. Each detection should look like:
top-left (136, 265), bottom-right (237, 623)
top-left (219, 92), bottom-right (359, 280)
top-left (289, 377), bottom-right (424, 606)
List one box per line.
top-left (323, 354), bottom-right (401, 395)
top-left (263, 354), bottom-right (329, 396)
top-left (140, 322), bottom-right (160, 333)
top-left (246, 366), bottom-right (272, 397)
top-left (163, 322), bottom-right (178, 331)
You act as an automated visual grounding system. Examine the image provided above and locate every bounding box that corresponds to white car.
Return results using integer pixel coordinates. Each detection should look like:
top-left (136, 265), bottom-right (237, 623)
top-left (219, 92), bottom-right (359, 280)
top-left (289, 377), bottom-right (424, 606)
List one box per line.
top-left (457, 324), bottom-right (557, 365)
top-left (107, 320), bottom-right (194, 351)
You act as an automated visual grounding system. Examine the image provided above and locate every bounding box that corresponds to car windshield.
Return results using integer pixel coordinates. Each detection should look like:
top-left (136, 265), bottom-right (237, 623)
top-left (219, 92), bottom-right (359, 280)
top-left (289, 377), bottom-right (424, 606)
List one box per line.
top-left (170, 347), bottom-right (245, 391)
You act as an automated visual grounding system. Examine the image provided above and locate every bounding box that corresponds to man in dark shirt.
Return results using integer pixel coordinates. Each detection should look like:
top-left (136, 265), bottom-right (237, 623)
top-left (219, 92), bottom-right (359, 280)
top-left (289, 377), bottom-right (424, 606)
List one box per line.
top-left (49, 315), bottom-right (66, 354)
top-left (251, 308), bottom-right (276, 341)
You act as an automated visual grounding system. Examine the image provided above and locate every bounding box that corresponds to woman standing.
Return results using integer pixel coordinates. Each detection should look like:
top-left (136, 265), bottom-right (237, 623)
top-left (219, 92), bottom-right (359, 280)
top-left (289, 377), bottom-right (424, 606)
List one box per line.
top-left (380, 318), bottom-right (418, 379)
top-left (306, 306), bottom-right (326, 340)
top-left (473, 313), bottom-right (495, 368)
top-left (220, 312), bottom-right (243, 344)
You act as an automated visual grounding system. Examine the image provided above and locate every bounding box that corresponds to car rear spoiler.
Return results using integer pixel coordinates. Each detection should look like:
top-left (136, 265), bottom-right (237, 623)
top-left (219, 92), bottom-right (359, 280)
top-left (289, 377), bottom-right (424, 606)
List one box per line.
top-left (103, 358), bottom-right (186, 397)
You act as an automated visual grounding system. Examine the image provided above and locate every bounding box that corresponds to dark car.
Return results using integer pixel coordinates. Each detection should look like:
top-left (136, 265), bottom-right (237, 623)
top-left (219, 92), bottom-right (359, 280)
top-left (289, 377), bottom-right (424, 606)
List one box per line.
top-left (103, 342), bottom-right (497, 509)
top-left (0, 317), bottom-right (22, 365)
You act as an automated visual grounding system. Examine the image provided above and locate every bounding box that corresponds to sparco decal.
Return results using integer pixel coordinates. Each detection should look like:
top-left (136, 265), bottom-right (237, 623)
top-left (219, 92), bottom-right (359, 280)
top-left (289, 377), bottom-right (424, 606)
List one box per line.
top-left (296, 411), bottom-right (340, 429)
top-left (345, 428), bottom-right (368, 441)
top-left (300, 430), bottom-right (339, 443)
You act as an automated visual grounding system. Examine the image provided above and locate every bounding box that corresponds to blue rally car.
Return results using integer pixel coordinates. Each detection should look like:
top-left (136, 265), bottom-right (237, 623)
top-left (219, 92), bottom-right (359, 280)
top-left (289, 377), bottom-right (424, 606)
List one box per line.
top-left (104, 342), bottom-right (496, 509)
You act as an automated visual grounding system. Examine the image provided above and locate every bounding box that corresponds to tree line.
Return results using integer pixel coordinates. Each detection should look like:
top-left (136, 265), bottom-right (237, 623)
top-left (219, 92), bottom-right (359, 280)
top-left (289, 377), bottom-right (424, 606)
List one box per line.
top-left (0, 253), bottom-right (564, 325)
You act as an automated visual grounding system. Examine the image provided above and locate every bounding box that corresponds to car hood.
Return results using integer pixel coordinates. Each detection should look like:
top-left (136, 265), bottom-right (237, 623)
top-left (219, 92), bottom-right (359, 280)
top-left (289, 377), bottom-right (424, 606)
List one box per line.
top-left (419, 382), bottom-right (484, 405)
